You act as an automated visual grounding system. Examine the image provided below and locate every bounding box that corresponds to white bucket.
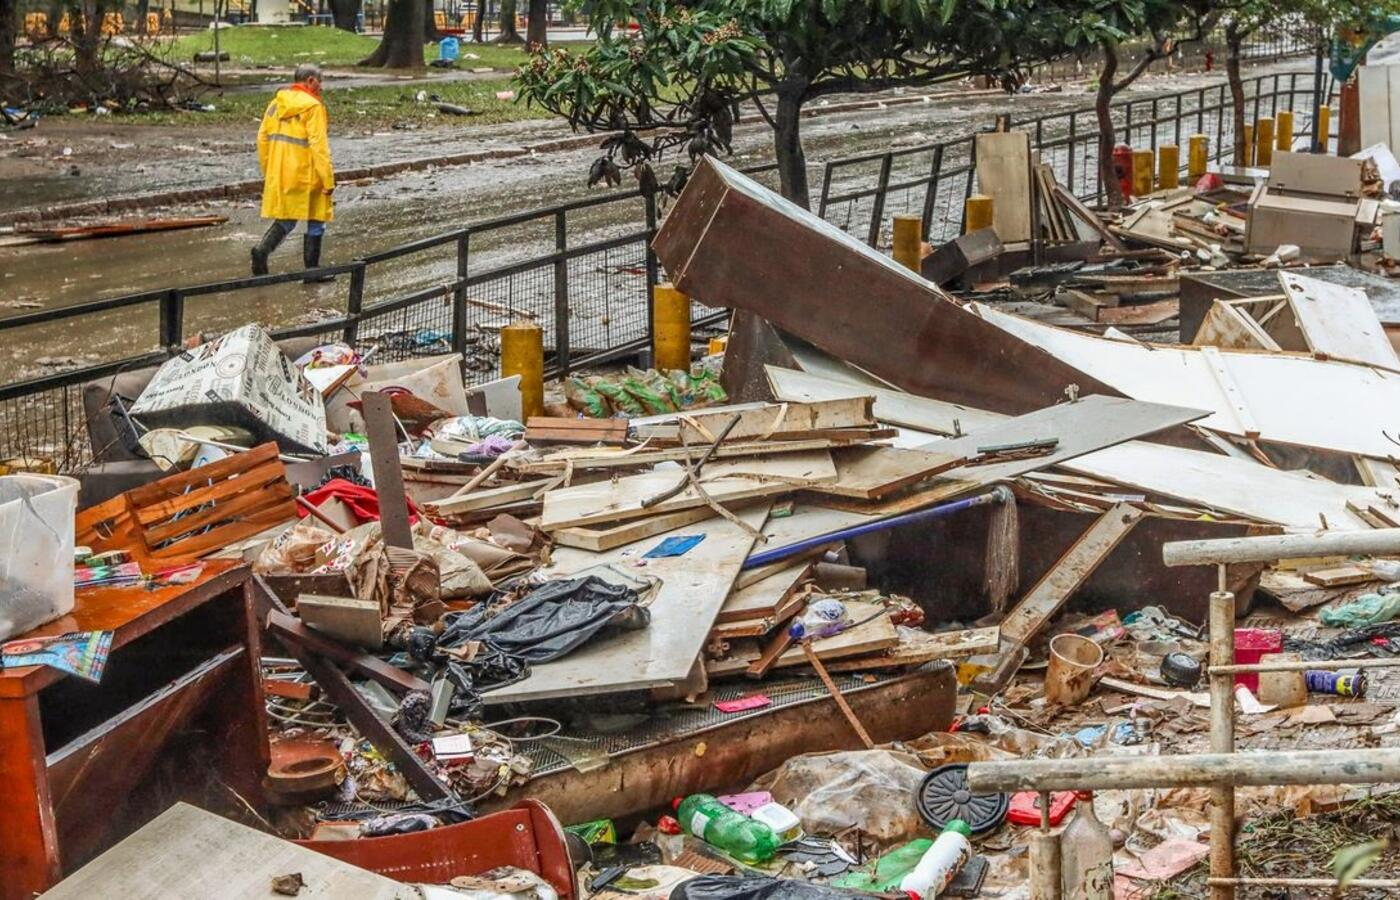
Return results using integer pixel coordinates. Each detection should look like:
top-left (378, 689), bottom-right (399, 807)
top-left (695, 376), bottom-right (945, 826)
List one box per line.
top-left (0, 474), bottom-right (80, 640)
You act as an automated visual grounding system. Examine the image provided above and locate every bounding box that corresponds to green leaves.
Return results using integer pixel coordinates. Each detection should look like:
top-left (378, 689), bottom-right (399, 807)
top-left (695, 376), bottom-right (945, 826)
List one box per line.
top-left (1332, 838), bottom-right (1389, 889)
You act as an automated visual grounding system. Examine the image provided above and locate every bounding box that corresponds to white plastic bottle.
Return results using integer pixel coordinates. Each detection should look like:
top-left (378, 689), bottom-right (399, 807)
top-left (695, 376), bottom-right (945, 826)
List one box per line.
top-left (899, 819), bottom-right (973, 898)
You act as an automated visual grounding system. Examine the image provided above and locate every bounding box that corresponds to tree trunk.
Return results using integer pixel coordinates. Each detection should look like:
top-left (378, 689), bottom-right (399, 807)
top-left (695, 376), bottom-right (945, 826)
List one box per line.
top-left (422, 0), bottom-right (443, 41)
top-left (360, 0), bottom-right (423, 67)
top-left (1096, 42), bottom-right (1124, 210)
top-left (773, 85), bottom-right (810, 209)
top-left (0, 0), bottom-right (16, 74)
top-left (73, 0), bottom-right (107, 77)
top-left (470, 0), bottom-right (483, 41)
top-left (134, 0), bottom-right (148, 33)
top-left (494, 0), bottom-right (521, 43)
top-left (525, 0), bottom-right (545, 47)
top-left (328, 0), bottom-right (360, 31)
top-left (1226, 24), bottom-right (1247, 162)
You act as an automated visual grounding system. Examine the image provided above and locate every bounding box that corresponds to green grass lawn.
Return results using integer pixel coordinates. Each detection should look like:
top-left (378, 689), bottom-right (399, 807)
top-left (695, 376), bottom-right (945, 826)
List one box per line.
top-left (126, 75), bottom-right (555, 127)
top-left (169, 25), bottom-right (584, 70)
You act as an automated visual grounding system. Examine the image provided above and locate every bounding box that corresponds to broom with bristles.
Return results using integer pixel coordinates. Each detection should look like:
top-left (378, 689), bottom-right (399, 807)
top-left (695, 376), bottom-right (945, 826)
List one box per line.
top-left (982, 485), bottom-right (1020, 614)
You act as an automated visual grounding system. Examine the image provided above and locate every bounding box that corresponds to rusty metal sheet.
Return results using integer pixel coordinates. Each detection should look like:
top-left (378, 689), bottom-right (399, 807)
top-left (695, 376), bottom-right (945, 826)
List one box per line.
top-left (653, 157), bottom-right (1121, 415)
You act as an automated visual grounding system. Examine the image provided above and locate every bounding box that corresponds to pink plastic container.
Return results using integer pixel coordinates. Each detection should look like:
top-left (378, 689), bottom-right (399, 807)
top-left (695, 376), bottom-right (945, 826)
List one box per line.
top-left (1234, 628), bottom-right (1283, 692)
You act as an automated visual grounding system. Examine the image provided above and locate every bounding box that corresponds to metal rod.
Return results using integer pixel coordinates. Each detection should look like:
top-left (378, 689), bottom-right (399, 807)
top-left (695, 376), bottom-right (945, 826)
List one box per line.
top-left (741, 486), bottom-right (1010, 569)
top-left (1209, 590), bottom-right (1236, 900)
top-left (1211, 657), bottom-right (1400, 674)
top-left (965, 746), bottom-right (1400, 793)
top-left (1211, 877), bottom-right (1400, 888)
top-left (1164, 529), bottom-right (1400, 566)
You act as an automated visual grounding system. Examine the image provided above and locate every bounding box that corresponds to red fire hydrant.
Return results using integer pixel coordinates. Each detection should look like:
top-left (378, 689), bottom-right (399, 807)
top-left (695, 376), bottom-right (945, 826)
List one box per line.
top-left (1112, 144), bottom-right (1134, 198)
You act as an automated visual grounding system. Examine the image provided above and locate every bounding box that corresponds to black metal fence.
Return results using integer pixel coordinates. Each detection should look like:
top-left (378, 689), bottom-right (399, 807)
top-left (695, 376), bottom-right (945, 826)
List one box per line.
top-left (0, 66), bottom-right (1325, 472)
top-left (818, 69), bottom-right (1332, 250)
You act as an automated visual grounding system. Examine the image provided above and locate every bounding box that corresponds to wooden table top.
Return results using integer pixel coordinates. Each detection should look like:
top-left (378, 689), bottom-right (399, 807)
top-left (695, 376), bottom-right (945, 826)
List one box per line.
top-left (0, 559), bottom-right (250, 697)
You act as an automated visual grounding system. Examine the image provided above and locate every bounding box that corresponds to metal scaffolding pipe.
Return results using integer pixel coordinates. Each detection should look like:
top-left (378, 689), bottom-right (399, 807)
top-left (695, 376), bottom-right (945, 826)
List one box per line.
top-left (1163, 529), bottom-right (1400, 567)
top-left (965, 747), bottom-right (1400, 794)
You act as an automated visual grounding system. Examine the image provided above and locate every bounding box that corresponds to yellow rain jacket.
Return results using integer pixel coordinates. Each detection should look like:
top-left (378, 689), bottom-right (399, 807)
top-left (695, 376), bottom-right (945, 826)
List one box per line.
top-left (257, 86), bottom-right (335, 222)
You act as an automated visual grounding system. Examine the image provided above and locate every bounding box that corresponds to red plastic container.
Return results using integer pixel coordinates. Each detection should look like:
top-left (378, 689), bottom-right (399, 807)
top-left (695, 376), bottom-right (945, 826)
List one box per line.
top-left (1233, 628), bottom-right (1282, 693)
top-left (1112, 144), bottom-right (1134, 198)
top-left (1008, 790), bottom-right (1077, 827)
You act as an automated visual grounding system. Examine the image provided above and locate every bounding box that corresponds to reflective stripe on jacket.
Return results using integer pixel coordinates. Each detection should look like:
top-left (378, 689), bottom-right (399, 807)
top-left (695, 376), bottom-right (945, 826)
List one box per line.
top-left (257, 86), bottom-right (335, 222)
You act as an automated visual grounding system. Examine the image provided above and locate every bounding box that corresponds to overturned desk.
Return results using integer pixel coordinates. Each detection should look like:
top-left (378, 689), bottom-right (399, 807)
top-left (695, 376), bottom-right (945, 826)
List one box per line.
top-left (0, 560), bottom-right (269, 900)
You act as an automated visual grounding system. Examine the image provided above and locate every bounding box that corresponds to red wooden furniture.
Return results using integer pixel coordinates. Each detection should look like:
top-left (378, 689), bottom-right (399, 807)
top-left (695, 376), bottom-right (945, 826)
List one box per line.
top-left (298, 800), bottom-right (579, 899)
top-left (0, 560), bottom-right (269, 899)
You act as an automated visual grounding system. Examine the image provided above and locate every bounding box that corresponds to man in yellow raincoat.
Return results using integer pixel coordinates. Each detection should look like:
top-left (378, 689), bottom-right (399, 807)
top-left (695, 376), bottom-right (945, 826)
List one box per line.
top-left (252, 63), bottom-right (335, 280)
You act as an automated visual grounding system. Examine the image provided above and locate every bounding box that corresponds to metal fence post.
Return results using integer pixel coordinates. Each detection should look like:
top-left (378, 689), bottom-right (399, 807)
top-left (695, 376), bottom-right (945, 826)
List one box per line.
top-left (1068, 113), bottom-right (1077, 191)
top-left (553, 209), bottom-right (570, 377)
top-left (644, 194), bottom-right (660, 351)
top-left (451, 233), bottom-right (469, 356)
top-left (159, 289), bottom-right (184, 349)
top-left (343, 262), bottom-right (366, 345)
top-left (867, 152), bottom-right (894, 247)
top-left (817, 162), bottom-right (835, 220)
top-left (919, 144), bottom-right (945, 241)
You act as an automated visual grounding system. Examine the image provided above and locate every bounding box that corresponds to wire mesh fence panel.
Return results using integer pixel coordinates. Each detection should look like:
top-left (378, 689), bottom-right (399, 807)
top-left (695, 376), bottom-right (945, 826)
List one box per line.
top-left (355, 290), bottom-right (462, 364)
top-left (0, 384), bottom-right (89, 472)
top-left (561, 242), bottom-right (652, 372)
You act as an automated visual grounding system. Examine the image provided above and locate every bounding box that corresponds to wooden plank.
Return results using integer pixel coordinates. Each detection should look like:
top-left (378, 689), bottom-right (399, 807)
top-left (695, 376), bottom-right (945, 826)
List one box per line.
top-left (1193, 300), bottom-right (1282, 351)
top-left (1059, 289), bottom-right (1115, 322)
top-left (807, 445), bottom-right (964, 499)
top-left (126, 443), bottom-right (281, 507)
top-left (512, 437), bottom-right (864, 475)
top-left (525, 417), bottom-right (629, 445)
top-left (1302, 565), bottom-right (1376, 587)
top-left (999, 504), bottom-right (1145, 646)
top-left (1095, 298), bottom-right (1179, 327)
top-left (715, 563), bottom-right (812, 624)
top-left (825, 625), bottom-right (1001, 672)
top-left (538, 452), bottom-right (836, 531)
top-left (141, 480), bottom-right (293, 544)
top-left (974, 131), bottom-right (1033, 242)
top-left (425, 479), bottom-right (554, 516)
top-left (1279, 272), bottom-right (1400, 370)
top-left (707, 601), bottom-right (899, 677)
top-left (297, 594), bottom-right (383, 648)
top-left (38, 803), bottom-right (412, 900)
top-left (551, 506), bottom-right (718, 552)
top-left (766, 365), bottom-right (1003, 436)
top-left (1359, 66), bottom-right (1390, 150)
top-left (1054, 182), bottom-right (1127, 251)
top-left (362, 392), bottom-right (414, 549)
top-left (678, 398), bottom-right (875, 444)
top-left (484, 504), bottom-right (772, 703)
top-left (147, 505), bottom-right (295, 562)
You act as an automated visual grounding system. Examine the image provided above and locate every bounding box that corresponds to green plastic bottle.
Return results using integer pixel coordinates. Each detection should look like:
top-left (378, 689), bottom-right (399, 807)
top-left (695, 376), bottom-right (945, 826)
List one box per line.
top-left (674, 794), bottom-right (780, 864)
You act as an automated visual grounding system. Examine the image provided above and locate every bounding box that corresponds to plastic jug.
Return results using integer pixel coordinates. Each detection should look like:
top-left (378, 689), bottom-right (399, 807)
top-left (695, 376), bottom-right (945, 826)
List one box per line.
top-left (0, 474), bottom-right (79, 640)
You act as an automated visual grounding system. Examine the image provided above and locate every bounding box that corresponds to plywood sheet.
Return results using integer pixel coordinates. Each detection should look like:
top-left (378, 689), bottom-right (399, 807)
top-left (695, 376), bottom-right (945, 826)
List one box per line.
top-left (767, 365), bottom-right (1002, 436)
top-left (539, 452), bottom-right (836, 530)
top-left (706, 601), bottom-right (898, 677)
top-left (40, 803), bottom-right (411, 899)
top-left (717, 562), bottom-right (812, 624)
top-left (484, 504), bottom-right (771, 703)
top-left (972, 302), bottom-right (1400, 459)
top-left (1359, 65), bottom-right (1390, 150)
top-left (975, 131), bottom-right (1033, 242)
top-left (679, 397), bottom-right (875, 443)
top-left (1279, 271), bottom-right (1400, 369)
top-left (812, 445), bottom-right (964, 499)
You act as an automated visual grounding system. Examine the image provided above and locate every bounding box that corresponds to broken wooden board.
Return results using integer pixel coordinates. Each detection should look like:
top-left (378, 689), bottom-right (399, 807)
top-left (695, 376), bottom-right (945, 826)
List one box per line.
top-left (1193, 299), bottom-right (1283, 351)
top-left (525, 416), bottom-right (630, 445)
top-left (40, 803), bottom-right (413, 900)
top-left (511, 436), bottom-right (865, 475)
top-left (539, 452), bottom-right (836, 531)
top-left (551, 505), bottom-right (718, 552)
top-left (716, 562), bottom-right (813, 625)
top-left (484, 504), bottom-right (772, 703)
top-left (807, 445), bottom-right (965, 500)
top-left (678, 398), bottom-right (875, 444)
top-left (706, 601), bottom-right (899, 678)
top-left (1000, 504), bottom-right (1145, 646)
top-left (424, 478), bottom-right (555, 516)
top-left (825, 625), bottom-right (1001, 672)
top-left (297, 594), bottom-right (383, 649)
top-left (971, 301), bottom-right (1400, 460)
top-left (653, 157), bottom-right (1121, 416)
top-left (1054, 182), bottom-right (1127, 251)
top-left (1278, 271), bottom-right (1400, 370)
top-left (921, 228), bottom-right (1005, 287)
top-left (766, 365), bottom-right (1002, 436)
top-left (1095, 299), bottom-right (1178, 327)
top-left (974, 131), bottom-right (1033, 242)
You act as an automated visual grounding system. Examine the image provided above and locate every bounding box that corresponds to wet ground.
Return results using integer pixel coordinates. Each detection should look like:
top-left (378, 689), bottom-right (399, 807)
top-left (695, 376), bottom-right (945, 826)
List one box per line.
top-left (0, 60), bottom-right (1309, 384)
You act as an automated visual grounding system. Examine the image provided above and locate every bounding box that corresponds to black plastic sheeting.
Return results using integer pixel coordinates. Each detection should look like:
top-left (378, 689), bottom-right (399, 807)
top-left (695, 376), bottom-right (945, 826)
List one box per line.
top-left (671, 876), bottom-right (867, 900)
top-left (439, 575), bottom-right (648, 663)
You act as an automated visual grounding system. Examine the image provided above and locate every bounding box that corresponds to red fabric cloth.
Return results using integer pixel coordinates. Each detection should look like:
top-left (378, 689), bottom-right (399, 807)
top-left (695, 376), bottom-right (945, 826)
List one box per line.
top-left (298, 478), bottom-right (419, 526)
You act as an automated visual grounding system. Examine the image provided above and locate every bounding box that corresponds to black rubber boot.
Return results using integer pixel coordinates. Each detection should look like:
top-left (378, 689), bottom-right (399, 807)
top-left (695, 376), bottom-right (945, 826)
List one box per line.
top-left (250, 223), bottom-right (288, 276)
top-left (302, 234), bottom-right (335, 283)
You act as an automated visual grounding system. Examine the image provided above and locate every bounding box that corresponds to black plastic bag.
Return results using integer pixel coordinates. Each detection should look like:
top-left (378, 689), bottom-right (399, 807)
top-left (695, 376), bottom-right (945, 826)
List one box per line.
top-left (670, 876), bottom-right (867, 900)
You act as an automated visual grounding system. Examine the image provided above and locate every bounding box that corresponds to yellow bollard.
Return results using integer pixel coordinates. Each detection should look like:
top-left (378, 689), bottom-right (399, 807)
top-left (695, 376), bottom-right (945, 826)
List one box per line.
top-left (1318, 106), bottom-right (1332, 153)
top-left (892, 215), bottom-right (922, 272)
top-left (1255, 116), bottom-right (1275, 167)
top-left (1188, 134), bottom-right (1209, 181)
top-left (500, 320), bottom-right (544, 421)
top-left (1132, 149), bottom-right (1154, 197)
top-left (1276, 110), bottom-right (1294, 152)
top-left (652, 282), bottom-right (692, 374)
top-left (1158, 145), bottom-right (1180, 190)
top-left (1242, 124), bottom-right (1255, 166)
top-left (965, 194), bottom-right (994, 233)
